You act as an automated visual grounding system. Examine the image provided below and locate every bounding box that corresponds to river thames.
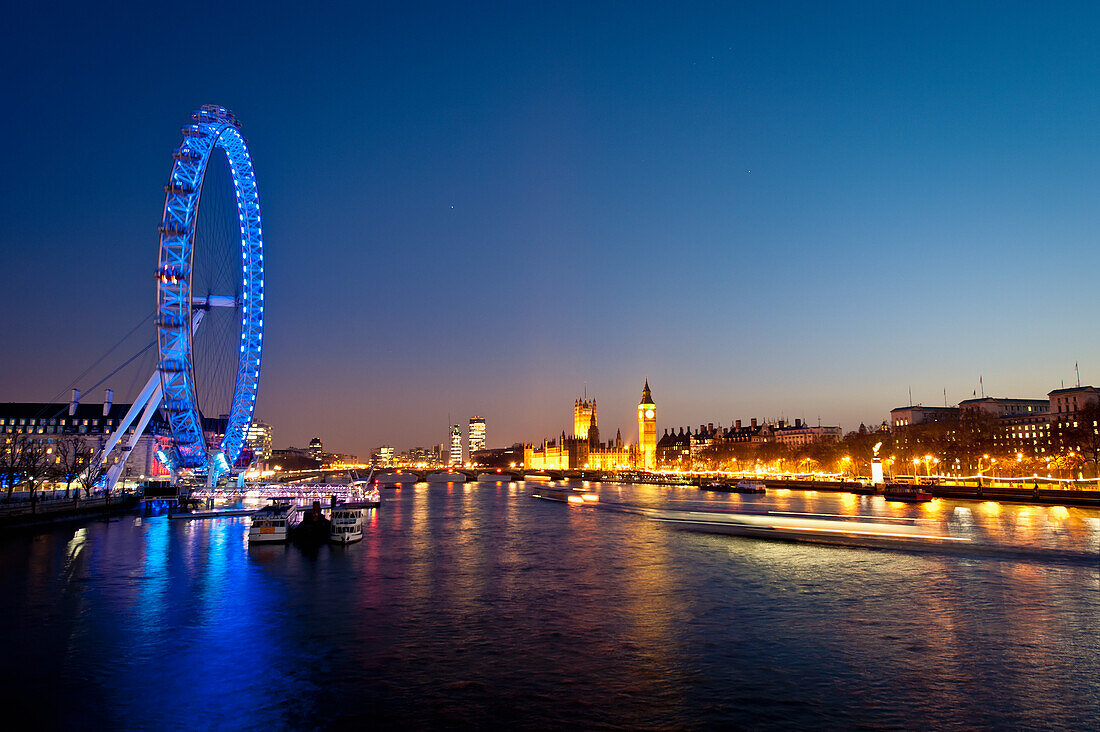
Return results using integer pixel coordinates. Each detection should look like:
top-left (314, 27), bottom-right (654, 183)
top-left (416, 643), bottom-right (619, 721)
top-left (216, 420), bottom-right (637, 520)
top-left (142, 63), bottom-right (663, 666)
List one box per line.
top-left (1, 482), bottom-right (1097, 729)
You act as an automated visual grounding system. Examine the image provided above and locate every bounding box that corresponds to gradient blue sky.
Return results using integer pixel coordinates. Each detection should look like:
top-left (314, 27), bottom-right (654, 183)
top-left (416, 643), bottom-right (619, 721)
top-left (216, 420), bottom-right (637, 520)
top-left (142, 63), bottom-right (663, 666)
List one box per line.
top-left (3, 1), bottom-right (1099, 456)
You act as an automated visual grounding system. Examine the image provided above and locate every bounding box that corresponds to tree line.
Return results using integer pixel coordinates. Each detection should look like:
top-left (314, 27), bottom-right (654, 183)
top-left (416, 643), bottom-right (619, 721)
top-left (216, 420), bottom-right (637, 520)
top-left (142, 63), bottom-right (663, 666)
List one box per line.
top-left (0, 434), bottom-right (107, 501)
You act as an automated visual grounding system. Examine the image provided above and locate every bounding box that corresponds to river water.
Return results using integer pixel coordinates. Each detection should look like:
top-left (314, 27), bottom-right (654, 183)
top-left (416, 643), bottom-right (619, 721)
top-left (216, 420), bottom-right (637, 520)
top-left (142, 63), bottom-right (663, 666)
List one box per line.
top-left (1, 482), bottom-right (1097, 729)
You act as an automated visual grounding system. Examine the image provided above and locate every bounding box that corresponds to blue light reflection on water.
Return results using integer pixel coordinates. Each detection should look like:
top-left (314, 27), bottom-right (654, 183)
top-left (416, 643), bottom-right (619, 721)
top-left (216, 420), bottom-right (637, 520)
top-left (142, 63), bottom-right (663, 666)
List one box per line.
top-left (0, 483), bottom-right (1097, 729)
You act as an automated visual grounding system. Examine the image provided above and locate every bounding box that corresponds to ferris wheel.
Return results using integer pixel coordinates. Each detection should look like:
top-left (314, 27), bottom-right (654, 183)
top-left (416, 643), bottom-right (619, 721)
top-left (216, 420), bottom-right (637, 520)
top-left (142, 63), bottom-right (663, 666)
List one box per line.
top-left (100, 105), bottom-right (264, 488)
top-left (155, 105), bottom-right (264, 478)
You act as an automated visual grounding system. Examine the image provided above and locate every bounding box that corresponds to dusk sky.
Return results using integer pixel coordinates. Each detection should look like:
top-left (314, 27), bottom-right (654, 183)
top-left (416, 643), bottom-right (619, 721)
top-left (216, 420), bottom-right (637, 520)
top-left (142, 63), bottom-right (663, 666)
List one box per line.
top-left (3, 1), bottom-right (1100, 457)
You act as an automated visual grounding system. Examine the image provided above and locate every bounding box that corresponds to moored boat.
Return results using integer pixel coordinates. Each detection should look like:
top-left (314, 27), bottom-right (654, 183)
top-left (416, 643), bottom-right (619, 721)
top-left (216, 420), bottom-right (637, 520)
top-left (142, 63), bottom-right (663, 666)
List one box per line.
top-left (290, 500), bottom-right (331, 545)
top-left (329, 504), bottom-right (364, 544)
top-left (702, 480), bottom-right (766, 494)
top-left (882, 483), bottom-right (933, 502)
top-left (248, 499), bottom-right (297, 543)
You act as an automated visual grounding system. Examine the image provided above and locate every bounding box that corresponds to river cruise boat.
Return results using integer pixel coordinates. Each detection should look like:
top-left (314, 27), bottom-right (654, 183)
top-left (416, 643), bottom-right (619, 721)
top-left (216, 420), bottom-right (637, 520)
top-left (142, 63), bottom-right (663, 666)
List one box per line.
top-left (647, 508), bottom-right (969, 551)
top-left (530, 485), bottom-right (598, 505)
top-left (702, 481), bottom-right (767, 494)
top-left (329, 505), bottom-right (364, 544)
top-left (248, 499), bottom-right (297, 543)
top-left (882, 484), bottom-right (933, 503)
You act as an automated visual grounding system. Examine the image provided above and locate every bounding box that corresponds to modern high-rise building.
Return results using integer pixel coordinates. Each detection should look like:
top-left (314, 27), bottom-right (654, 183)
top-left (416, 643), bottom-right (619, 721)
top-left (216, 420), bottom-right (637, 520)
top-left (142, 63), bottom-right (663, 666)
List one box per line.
top-left (573, 398), bottom-right (596, 439)
top-left (469, 416), bottom-right (486, 454)
top-left (448, 424), bottom-right (462, 466)
top-left (637, 379), bottom-right (657, 471)
top-left (373, 445), bottom-right (394, 468)
top-left (246, 421), bottom-right (273, 460)
top-left (308, 437), bottom-right (324, 461)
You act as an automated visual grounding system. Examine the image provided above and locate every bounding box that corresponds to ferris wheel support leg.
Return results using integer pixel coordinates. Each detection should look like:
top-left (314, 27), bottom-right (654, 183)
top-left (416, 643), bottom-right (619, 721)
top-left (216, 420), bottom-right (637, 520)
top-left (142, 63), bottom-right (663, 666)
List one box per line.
top-left (99, 311), bottom-right (203, 492)
top-left (98, 369), bottom-right (163, 493)
top-left (98, 370), bottom-right (161, 463)
top-left (104, 380), bottom-right (164, 493)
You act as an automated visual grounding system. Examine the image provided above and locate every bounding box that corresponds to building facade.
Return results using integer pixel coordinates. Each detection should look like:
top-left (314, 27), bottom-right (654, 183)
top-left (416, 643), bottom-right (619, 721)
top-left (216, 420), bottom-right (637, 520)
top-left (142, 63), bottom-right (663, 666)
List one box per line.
top-left (246, 421), bottom-right (273, 460)
top-left (656, 427), bottom-right (691, 468)
top-left (772, 419), bottom-right (842, 447)
top-left (0, 401), bottom-right (173, 484)
top-left (469, 416), bottom-right (486, 454)
top-left (573, 398), bottom-right (596, 439)
top-left (890, 406), bottom-right (960, 428)
top-left (372, 445), bottom-right (394, 468)
top-left (1048, 386), bottom-right (1100, 461)
top-left (448, 424), bottom-right (462, 466)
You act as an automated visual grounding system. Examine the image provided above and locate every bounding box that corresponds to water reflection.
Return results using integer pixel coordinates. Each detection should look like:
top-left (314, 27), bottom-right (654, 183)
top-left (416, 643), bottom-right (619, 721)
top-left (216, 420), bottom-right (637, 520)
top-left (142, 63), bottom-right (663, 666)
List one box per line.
top-left (0, 484), bottom-right (1096, 728)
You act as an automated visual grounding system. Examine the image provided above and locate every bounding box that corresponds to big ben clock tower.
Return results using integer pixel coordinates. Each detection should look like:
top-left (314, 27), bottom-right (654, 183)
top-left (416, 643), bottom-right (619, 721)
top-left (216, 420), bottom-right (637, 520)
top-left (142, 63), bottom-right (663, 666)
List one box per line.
top-left (637, 379), bottom-right (657, 470)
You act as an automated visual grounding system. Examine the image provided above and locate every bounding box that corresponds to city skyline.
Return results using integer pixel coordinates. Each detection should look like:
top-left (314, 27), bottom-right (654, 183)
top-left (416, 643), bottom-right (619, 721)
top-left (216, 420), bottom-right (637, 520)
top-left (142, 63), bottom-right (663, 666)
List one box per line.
top-left (4, 3), bottom-right (1100, 458)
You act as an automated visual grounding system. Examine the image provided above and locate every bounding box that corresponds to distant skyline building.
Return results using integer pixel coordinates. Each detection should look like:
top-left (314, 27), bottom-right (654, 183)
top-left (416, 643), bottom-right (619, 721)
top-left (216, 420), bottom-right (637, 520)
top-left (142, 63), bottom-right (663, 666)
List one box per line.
top-left (448, 424), bottom-right (462, 466)
top-left (372, 445), bottom-right (394, 468)
top-left (308, 437), bottom-right (323, 461)
top-left (246, 421), bottom-right (273, 460)
top-left (468, 416), bottom-right (486, 454)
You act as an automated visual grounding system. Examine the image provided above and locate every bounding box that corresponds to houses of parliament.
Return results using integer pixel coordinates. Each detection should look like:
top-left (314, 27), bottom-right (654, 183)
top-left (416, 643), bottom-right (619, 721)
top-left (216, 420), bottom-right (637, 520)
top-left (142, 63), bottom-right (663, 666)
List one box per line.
top-left (523, 380), bottom-right (658, 471)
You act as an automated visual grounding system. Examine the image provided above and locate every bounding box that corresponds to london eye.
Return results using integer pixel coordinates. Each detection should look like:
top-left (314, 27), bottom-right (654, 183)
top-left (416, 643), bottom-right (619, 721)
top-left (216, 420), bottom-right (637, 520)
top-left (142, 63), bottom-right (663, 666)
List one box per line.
top-left (154, 104), bottom-right (264, 481)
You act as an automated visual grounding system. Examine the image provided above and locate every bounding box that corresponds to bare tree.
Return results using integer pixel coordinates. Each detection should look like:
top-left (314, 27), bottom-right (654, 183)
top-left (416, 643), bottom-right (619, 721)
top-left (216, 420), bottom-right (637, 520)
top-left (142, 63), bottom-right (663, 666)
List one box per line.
top-left (22, 439), bottom-right (51, 506)
top-left (0, 433), bottom-right (30, 501)
top-left (52, 436), bottom-right (90, 498)
top-left (1062, 400), bottom-right (1100, 478)
top-left (76, 452), bottom-right (107, 498)
top-left (0, 433), bottom-right (51, 501)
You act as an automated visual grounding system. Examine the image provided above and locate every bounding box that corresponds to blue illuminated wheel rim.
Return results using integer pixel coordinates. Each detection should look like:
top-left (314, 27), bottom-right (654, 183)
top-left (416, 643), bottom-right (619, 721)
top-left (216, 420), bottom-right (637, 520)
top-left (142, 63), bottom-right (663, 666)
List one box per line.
top-left (155, 105), bottom-right (263, 476)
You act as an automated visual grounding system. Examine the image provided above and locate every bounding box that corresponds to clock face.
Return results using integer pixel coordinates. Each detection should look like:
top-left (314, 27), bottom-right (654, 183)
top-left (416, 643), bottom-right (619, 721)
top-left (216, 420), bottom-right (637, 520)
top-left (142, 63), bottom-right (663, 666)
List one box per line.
top-left (638, 408), bottom-right (643, 418)
top-left (645, 409), bottom-right (654, 419)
